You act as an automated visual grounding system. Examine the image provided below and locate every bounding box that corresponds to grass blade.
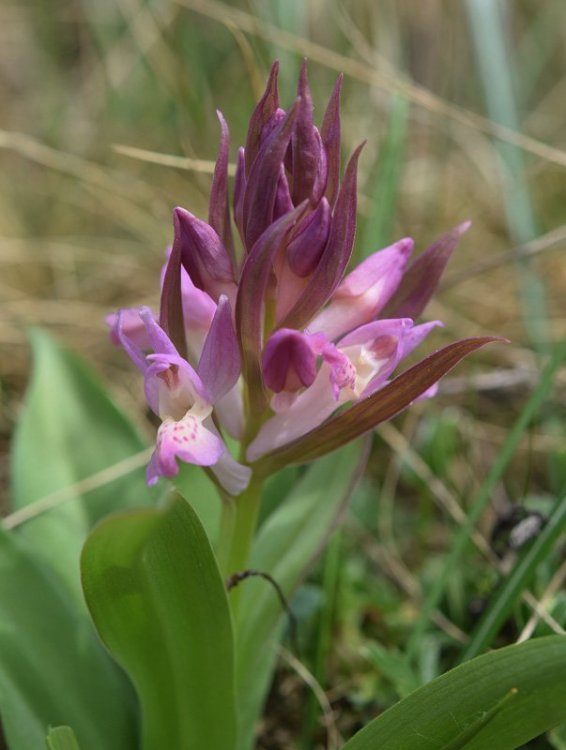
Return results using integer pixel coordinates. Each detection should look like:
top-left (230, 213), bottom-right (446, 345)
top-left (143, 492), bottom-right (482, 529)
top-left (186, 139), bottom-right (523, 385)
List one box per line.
top-left (460, 496), bottom-right (566, 662)
top-left (407, 339), bottom-right (566, 660)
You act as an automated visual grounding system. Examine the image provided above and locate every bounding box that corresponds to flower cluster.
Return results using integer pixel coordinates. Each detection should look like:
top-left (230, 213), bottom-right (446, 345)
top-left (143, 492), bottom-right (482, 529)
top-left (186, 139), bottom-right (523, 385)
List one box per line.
top-left (109, 61), bottom-right (490, 496)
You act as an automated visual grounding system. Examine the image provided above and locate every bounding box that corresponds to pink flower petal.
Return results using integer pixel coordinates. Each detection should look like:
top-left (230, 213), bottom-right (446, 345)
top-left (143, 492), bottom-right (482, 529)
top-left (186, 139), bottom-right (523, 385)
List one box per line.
top-left (146, 415), bottom-right (224, 485)
top-left (247, 364), bottom-right (338, 461)
top-left (197, 295), bottom-right (241, 402)
top-left (310, 239), bottom-right (413, 340)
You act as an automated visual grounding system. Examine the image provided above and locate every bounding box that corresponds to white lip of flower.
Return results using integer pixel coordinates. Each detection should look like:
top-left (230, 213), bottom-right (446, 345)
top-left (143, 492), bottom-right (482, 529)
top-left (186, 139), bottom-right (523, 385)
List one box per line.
top-left (156, 365), bottom-right (213, 422)
top-left (336, 343), bottom-right (392, 401)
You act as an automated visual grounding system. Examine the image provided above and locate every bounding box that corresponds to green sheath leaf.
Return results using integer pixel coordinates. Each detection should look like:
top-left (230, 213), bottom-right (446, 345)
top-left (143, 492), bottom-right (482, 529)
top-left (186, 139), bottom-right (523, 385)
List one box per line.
top-left (0, 530), bottom-right (137, 750)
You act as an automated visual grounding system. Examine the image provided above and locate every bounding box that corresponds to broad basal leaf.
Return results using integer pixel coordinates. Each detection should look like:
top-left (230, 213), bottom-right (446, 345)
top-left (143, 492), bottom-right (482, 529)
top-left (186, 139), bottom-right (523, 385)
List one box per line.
top-left (45, 727), bottom-right (82, 750)
top-left (81, 497), bottom-right (237, 750)
top-left (341, 636), bottom-right (566, 750)
top-left (11, 329), bottom-right (155, 598)
top-left (0, 529), bottom-right (137, 750)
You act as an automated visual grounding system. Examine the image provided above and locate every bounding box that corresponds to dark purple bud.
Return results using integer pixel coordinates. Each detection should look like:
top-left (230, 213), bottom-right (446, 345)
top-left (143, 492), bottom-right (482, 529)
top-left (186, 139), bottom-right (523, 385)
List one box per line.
top-left (280, 142), bottom-right (365, 330)
top-left (233, 147), bottom-right (246, 243)
top-left (273, 166), bottom-right (294, 221)
top-left (242, 99), bottom-right (300, 252)
top-left (310, 128), bottom-right (328, 205)
top-left (261, 108), bottom-right (287, 145)
top-left (287, 197), bottom-right (331, 277)
top-left (383, 221), bottom-right (471, 319)
top-left (292, 61), bottom-right (323, 204)
top-left (245, 61), bottom-right (280, 175)
top-left (174, 207), bottom-right (235, 302)
top-left (262, 328), bottom-right (317, 393)
top-left (320, 74), bottom-right (343, 207)
top-left (208, 110), bottom-right (235, 264)
top-left (159, 240), bottom-right (187, 359)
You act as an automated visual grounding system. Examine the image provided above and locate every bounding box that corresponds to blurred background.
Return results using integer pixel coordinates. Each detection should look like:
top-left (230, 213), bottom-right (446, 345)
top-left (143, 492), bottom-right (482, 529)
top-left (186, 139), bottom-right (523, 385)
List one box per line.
top-left (1, 0), bottom-right (565, 746)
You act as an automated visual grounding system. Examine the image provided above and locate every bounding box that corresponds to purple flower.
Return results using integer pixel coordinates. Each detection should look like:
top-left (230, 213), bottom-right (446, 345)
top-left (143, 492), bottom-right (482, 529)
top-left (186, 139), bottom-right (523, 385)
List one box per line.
top-left (109, 61), bottom-right (499, 493)
top-left (111, 303), bottom-right (250, 495)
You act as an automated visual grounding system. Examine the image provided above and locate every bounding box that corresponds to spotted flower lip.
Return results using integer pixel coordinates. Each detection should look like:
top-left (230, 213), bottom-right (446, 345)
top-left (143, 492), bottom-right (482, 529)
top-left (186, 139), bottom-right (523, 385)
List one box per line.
top-left (109, 60), bottom-right (501, 493)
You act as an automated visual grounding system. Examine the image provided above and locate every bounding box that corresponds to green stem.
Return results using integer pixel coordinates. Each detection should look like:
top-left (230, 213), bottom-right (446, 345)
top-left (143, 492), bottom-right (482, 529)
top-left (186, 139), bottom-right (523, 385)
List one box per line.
top-left (219, 475), bottom-right (264, 615)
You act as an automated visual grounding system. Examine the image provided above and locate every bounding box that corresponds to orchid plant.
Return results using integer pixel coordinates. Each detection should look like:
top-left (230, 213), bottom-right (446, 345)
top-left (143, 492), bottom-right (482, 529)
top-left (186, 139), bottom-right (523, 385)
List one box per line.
top-left (2, 61), bottom-right (566, 750)
top-left (107, 61), bottom-right (494, 580)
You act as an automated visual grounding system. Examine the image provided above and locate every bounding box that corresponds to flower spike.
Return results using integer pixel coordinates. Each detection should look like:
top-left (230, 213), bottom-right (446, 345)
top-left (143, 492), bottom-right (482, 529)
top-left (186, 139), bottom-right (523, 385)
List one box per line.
top-left (109, 62), bottom-right (501, 494)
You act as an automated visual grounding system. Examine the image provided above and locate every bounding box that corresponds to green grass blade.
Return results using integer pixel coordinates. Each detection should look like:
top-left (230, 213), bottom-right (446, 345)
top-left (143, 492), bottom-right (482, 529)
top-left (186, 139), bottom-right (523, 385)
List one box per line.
top-left (361, 94), bottom-right (409, 257)
top-left (300, 530), bottom-right (343, 748)
top-left (407, 339), bottom-right (566, 660)
top-left (465, 0), bottom-right (548, 350)
top-left (460, 496), bottom-right (566, 663)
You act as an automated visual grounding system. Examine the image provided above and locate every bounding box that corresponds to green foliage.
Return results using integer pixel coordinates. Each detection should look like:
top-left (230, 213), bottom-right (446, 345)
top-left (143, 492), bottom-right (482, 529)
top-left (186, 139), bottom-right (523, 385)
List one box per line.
top-left (342, 636), bottom-right (566, 750)
top-left (235, 440), bottom-right (368, 750)
top-left (45, 727), bottom-right (82, 750)
top-left (0, 529), bottom-right (137, 750)
top-left (81, 497), bottom-right (237, 750)
top-left (10, 329), bottom-right (154, 599)
top-left (460, 496), bottom-right (566, 662)
top-left (173, 461), bottom-right (223, 544)
top-left (408, 340), bottom-right (566, 659)
top-left (360, 94), bottom-right (409, 257)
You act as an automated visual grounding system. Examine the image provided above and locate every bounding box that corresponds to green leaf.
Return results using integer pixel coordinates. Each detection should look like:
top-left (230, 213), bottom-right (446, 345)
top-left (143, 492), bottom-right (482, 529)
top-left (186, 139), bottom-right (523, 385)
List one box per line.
top-left (173, 461), bottom-right (223, 545)
top-left (341, 636), bottom-right (566, 750)
top-left (235, 440), bottom-right (369, 750)
top-left (45, 726), bottom-right (81, 750)
top-left (0, 529), bottom-right (137, 750)
top-left (550, 722), bottom-right (566, 749)
top-left (10, 329), bottom-right (155, 598)
top-left (81, 497), bottom-right (237, 750)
